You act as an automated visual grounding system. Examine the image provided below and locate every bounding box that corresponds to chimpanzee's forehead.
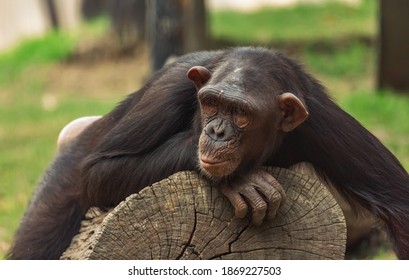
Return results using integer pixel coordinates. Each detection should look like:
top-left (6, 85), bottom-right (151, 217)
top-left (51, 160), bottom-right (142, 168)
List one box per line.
top-left (208, 60), bottom-right (276, 93)
top-left (210, 60), bottom-right (264, 84)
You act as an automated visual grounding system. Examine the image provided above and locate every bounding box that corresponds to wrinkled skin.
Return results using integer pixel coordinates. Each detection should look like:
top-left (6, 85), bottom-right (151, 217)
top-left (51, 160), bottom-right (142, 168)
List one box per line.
top-left (219, 169), bottom-right (286, 225)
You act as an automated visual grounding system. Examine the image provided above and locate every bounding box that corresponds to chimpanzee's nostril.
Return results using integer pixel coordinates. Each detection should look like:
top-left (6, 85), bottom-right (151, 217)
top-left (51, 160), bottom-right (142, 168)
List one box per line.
top-left (214, 125), bottom-right (225, 138)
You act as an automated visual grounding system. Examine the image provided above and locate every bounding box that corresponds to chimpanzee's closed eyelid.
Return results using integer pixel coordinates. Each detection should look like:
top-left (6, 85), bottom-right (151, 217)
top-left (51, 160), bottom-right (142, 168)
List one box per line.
top-left (233, 107), bottom-right (251, 128)
top-left (200, 97), bottom-right (218, 116)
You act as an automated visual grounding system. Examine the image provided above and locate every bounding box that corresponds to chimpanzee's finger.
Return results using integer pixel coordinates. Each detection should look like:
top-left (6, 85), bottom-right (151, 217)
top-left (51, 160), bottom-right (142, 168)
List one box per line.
top-left (219, 183), bottom-right (248, 219)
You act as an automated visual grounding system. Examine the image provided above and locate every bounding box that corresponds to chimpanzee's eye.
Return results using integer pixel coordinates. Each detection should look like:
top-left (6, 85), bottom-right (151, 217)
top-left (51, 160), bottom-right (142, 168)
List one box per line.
top-left (201, 98), bottom-right (218, 116)
top-left (234, 108), bottom-right (250, 128)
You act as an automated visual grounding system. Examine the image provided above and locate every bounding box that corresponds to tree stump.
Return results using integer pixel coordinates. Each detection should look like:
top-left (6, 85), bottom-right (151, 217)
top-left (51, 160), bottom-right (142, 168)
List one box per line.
top-left (61, 167), bottom-right (346, 260)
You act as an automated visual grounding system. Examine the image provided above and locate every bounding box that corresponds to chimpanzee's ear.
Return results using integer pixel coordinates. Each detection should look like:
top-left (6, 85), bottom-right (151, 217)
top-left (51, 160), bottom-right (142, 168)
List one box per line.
top-left (187, 66), bottom-right (211, 89)
top-left (277, 92), bottom-right (309, 132)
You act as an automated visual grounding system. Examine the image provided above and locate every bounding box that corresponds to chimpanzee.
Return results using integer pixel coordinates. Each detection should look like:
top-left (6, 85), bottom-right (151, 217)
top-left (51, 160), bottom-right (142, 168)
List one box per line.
top-left (8, 47), bottom-right (409, 259)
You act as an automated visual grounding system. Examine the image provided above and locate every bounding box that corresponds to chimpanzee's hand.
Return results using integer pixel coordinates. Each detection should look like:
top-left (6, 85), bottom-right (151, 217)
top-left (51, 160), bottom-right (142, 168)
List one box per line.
top-left (219, 169), bottom-right (286, 226)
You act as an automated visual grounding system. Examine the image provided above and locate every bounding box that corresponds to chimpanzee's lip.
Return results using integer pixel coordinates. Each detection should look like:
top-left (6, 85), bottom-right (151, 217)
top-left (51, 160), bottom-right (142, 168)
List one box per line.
top-left (199, 155), bottom-right (233, 169)
top-left (199, 155), bottom-right (239, 178)
top-left (200, 158), bottom-right (228, 168)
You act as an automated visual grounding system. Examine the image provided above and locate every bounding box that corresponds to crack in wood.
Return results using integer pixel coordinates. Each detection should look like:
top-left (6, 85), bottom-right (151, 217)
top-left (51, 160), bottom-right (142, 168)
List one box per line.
top-left (176, 208), bottom-right (198, 259)
top-left (209, 222), bottom-right (250, 259)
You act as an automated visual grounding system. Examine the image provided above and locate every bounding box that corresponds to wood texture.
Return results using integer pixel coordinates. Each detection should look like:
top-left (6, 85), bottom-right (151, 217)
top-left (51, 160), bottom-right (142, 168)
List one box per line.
top-left (62, 167), bottom-right (346, 260)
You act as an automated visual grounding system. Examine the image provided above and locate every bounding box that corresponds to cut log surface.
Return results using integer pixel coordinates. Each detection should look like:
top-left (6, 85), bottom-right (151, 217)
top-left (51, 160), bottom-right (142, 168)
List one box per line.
top-left (61, 167), bottom-right (346, 260)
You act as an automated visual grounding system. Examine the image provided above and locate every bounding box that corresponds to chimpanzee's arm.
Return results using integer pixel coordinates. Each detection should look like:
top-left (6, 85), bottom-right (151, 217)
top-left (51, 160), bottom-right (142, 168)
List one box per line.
top-left (80, 130), bottom-right (199, 208)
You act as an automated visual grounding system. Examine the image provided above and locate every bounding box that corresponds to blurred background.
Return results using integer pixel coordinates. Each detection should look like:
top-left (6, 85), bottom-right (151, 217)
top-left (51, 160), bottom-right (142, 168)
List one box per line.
top-left (0, 0), bottom-right (408, 260)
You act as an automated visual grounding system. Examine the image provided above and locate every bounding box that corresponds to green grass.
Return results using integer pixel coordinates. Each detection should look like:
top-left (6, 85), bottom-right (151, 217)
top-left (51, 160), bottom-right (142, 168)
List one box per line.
top-left (0, 16), bottom-right (108, 86)
top-left (341, 91), bottom-right (409, 135)
top-left (303, 41), bottom-right (375, 77)
top-left (210, 0), bottom-right (377, 44)
top-left (0, 32), bottom-right (75, 85)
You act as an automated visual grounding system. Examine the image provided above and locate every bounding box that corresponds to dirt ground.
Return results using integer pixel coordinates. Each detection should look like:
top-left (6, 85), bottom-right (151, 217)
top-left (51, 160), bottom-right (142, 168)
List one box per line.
top-left (48, 40), bottom-right (152, 101)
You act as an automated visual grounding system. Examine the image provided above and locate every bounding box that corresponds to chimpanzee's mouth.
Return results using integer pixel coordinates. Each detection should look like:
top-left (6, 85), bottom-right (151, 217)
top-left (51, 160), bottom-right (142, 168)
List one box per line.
top-left (199, 155), bottom-right (239, 178)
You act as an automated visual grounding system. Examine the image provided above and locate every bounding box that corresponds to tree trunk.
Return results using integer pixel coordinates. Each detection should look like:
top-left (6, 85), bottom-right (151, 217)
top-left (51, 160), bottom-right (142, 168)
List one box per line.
top-left (378, 0), bottom-right (409, 93)
top-left (146, 0), bottom-right (207, 71)
top-left (62, 167), bottom-right (346, 260)
top-left (182, 0), bottom-right (208, 53)
top-left (146, 0), bottom-right (184, 71)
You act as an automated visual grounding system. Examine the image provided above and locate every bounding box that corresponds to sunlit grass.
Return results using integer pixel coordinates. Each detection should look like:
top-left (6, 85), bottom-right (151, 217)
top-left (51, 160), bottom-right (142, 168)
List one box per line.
top-left (0, 32), bottom-right (75, 85)
top-left (303, 41), bottom-right (376, 77)
top-left (210, 0), bottom-right (377, 44)
top-left (0, 16), bottom-right (109, 86)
